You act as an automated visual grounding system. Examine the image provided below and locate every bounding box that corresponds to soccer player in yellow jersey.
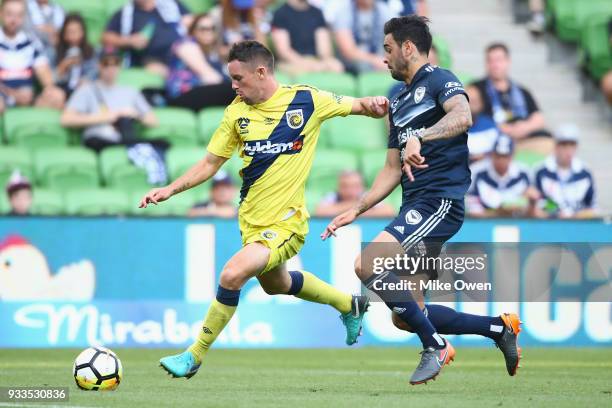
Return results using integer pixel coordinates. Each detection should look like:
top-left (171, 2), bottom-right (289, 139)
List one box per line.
top-left (139, 40), bottom-right (389, 378)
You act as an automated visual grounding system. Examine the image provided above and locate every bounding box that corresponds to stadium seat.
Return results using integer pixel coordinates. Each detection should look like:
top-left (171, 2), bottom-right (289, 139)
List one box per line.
top-left (0, 191), bottom-right (8, 214)
top-left (55, 1), bottom-right (106, 44)
top-left (294, 72), bottom-right (357, 96)
top-left (222, 154), bottom-right (244, 184)
top-left (33, 147), bottom-right (99, 191)
top-left (514, 150), bottom-right (547, 168)
top-left (3, 108), bottom-right (70, 149)
top-left (322, 115), bottom-right (386, 152)
top-left (166, 147), bottom-right (206, 180)
top-left (305, 186), bottom-right (329, 215)
top-left (308, 149), bottom-right (359, 193)
top-left (357, 71), bottom-right (399, 98)
top-left (275, 71), bottom-right (293, 85)
top-left (117, 68), bottom-right (165, 90)
top-left (30, 189), bottom-right (64, 216)
top-left (65, 189), bottom-right (131, 216)
top-left (359, 149), bottom-right (388, 186)
top-left (105, 0), bottom-right (128, 16)
top-left (143, 108), bottom-right (198, 146)
top-left (581, 16), bottom-right (612, 80)
top-left (99, 146), bottom-right (149, 189)
top-left (181, 0), bottom-right (215, 13)
top-left (198, 107), bottom-right (226, 144)
top-left (432, 35), bottom-right (453, 69)
top-left (0, 146), bottom-right (33, 188)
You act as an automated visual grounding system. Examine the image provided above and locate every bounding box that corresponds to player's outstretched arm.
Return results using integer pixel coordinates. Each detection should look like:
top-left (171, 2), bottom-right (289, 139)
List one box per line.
top-left (139, 152), bottom-right (228, 208)
top-left (321, 149), bottom-right (401, 240)
top-left (351, 96), bottom-right (389, 118)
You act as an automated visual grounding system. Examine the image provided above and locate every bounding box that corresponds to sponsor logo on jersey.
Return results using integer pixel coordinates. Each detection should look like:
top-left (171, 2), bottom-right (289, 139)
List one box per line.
top-left (414, 87), bottom-right (426, 103)
top-left (394, 225), bottom-right (405, 235)
top-left (286, 109), bottom-right (304, 129)
top-left (260, 230), bottom-right (278, 240)
top-left (405, 209), bottom-right (422, 225)
top-left (444, 86), bottom-right (464, 97)
top-left (444, 81), bottom-right (462, 88)
top-left (398, 127), bottom-right (426, 145)
top-left (392, 307), bottom-right (407, 314)
top-left (243, 136), bottom-right (304, 157)
top-left (391, 98), bottom-right (400, 113)
top-left (332, 93), bottom-right (344, 104)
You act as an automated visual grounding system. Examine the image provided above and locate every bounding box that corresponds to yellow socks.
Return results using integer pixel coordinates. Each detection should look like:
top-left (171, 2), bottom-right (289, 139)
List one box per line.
top-left (188, 287), bottom-right (239, 363)
top-left (288, 270), bottom-right (352, 314)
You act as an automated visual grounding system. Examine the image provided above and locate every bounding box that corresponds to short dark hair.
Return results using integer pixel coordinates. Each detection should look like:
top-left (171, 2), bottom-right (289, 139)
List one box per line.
top-left (486, 42), bottom-right (510, 56)
top-left (383, 15), bottom-right (432, 54)
top-left (228, 40), bottom-right (274, 72)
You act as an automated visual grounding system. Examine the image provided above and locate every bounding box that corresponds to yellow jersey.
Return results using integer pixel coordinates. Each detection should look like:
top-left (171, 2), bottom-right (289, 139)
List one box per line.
top-left (207, 84), bottom-right (354, 226)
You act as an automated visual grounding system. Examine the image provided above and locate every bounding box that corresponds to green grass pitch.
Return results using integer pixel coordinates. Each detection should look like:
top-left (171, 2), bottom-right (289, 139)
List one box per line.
top-left (1, 348), bottom-right (611, 407)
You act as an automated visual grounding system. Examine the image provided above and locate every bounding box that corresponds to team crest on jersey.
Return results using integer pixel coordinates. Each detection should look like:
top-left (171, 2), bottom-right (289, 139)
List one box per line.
top-left (405, 209), bottom-right (422, 225)
top-left (237, 117), bottom-right (250, 129)
top-left (414, 87), bottom-right (426, 103)
top-left (285, 109), bottom-right (304, 129)
top-left (260, 230), bottom-right (278, 241)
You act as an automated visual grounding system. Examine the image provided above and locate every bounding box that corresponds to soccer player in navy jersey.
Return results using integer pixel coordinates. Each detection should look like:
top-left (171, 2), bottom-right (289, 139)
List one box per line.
top-left (322, 16), bottom-right (521, 385)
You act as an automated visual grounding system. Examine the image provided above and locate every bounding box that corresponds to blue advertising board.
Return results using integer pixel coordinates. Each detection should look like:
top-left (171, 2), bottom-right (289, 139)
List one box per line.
top-left (0, 217), bottom-right (610, 348)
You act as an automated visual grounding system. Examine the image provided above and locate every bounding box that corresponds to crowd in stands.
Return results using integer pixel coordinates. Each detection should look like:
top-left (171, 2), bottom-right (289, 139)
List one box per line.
top-left (0, 0), bottom-right (603, 219)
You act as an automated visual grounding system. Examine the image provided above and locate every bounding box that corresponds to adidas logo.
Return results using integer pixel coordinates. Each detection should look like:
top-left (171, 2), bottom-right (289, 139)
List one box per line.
top-left (394, 226), bottom-right (405, 234)
top-left (202, 327), bottom-right (213, 334)
top-left (392, 307), bottom-right (407, 314)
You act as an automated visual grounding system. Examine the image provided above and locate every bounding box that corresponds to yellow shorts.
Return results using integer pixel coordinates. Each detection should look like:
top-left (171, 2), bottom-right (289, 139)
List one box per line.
top-left (239, 210), bottom-right (309, 274)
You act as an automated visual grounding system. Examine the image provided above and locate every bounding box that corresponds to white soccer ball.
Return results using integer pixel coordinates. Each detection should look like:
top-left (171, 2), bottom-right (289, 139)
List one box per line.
top-left (73, 347), bottom-right (123, 391)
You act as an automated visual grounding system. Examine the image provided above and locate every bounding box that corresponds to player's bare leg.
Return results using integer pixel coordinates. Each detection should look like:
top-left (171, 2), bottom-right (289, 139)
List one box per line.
top-left (355, 231), bottom-right (453, 384)
top-left (258, 263), bottom-right (369, 345)
top-left (160, 242), bottom-right (271, 379)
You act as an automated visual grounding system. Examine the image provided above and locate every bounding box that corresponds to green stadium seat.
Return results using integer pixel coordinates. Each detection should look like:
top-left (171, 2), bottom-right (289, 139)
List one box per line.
top-left (181, 0), bottom-right (215, 13)
top-left (581, 17), bottom-right (612, 80)
top-left (143, 108), bottom-right (198, 146)
top-left (514, 150), bottom-right (547, 168)
top-left (305, 186), bottom-right (329, 215)
top-left (0, 190), bottom-right (8, 214)
top-left (4, 108), bottom-right (70, 149)
top-left (357, 71), bottom-right (399, 98)
top-left (0, 146), bottom-right (33, 188)
top-left (359, 149), bottom-right (388, 186)
top-left (105, 0), bottom-right (128, 16)
top-left (385, 188), bottom-right (403, 212)
top-left (198, 107), bottom-right (226, 144)
top-left (117, 68), bottom-right (165, 90)
top-left (30, 189), bottom-right (64, 215)
top-left (34, 147), bottom-right (99, 191)
top-left (294, 72), bottom-right (357, 96)
top-left (275, 71), bottom-right (293, 85)
top-left (308, 149), bottom-right (358, 193)
top-left (99, 146), bottom-right (149, 188)
top-left (166, 146), bottom-right (206, 180)
top-left (65, 188), bottom-right (131, 216)
top-left (221, 154), bottom-right (244, 184)
top-left (432, 35), bottom-right (453, 69)
top-left (550, 0), bottom-right (612, 43)
top-left (322, 115), bottom-right (386, 152)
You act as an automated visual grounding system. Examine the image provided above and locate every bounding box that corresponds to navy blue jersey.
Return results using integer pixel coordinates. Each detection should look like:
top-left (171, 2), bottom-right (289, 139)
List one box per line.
top-left (388, 64), bottom-right (471, 204)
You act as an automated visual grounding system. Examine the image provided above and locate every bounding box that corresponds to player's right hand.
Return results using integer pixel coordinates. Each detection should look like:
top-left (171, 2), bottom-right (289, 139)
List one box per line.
top-left (402, 136), bottom-right (428, 182)
top-left (321, 208), bottom-right (359, 240)
top-left (139, 187), bottom-right (172, 208)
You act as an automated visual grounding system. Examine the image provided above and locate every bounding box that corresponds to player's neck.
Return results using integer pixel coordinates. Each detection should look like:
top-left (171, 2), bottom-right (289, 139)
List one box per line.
top-left (255, 80), bottom-right (279, 105)
top-left (404, 59), bottom-right (429, 85)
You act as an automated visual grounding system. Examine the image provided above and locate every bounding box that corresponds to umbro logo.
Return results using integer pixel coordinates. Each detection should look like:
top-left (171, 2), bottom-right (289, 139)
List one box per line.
top-left (394, 225), bottom-right (405, 235)
top-left (202, 327), bottom-right (213, 334)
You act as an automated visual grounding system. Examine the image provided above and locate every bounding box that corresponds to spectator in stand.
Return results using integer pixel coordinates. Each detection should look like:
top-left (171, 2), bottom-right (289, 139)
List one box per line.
top-left (472, 43), bottom-right (552, 154)
top-left (526, 0), bottom-right (546, 35)
top-left (466, 84), bottom-right (499, 163)
top-left (271, 0), bottom-right (343, 76)
top-left (24, 0), bottom-right (65, 62)
top-left (315, 170), bottom-right (395, 217)
top-left (166, 12), bottom-right (235, 111)
top-left (0, 0), bottom-right (65, 110)
top-left (102, 0), bottom-right (192, 77)
top-left (212, 0), bottom-right (266, 57)
top-left (330, 0), bottom-right (397, 74)
top-left (188, 171), bottom-right (237, 218)
top-left (600, 19), bottom-right (612, 105)
top-left (467, 134), bottom-right (537, 218)
top-left (533, 125), bottom-right (597, 219)
top-left (55, 14), bottom-right (98, 98)
top-left (61, 47), bottom-right (159, 152)
top-left (5, 171), bottom-right (32, 216)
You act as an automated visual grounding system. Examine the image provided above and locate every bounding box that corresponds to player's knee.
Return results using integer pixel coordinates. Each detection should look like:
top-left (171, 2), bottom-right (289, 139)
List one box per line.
top-left (392, 312), bottom-right (414, 332)
top-left (219, 266), bottom-right (247, 290)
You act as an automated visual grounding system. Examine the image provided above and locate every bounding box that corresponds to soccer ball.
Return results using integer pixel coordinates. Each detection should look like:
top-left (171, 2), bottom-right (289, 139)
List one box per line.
top-left (73, 347), bottom-right (123, 391)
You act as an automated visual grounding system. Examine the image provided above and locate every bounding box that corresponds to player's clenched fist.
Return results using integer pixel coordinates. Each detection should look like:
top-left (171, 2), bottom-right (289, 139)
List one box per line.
top-left (367, 96), bottom-right (389, 118)
top-left (139, 187), bottom-right (172, 208)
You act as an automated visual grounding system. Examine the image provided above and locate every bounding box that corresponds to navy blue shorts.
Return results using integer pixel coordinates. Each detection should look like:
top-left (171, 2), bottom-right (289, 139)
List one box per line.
top-left (384, 197), bottom-right (464, 276)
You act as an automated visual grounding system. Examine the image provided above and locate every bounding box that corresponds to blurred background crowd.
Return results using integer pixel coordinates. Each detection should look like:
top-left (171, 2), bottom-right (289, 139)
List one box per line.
top-left (1, 0), bottom-right (610, 220)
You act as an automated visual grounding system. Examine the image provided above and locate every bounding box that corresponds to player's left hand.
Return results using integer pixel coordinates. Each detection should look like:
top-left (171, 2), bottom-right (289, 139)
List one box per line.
top-left (402, 136), bottom-right (428, 182)
top-left (367, 96), bottom-right (389, 118)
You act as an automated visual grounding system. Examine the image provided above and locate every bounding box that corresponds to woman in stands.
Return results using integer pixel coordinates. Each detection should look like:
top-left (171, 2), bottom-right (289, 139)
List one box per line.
top-left (55, 13), bottom-right (98, 97)
top-left (165, 12), bottom-right (235, 111)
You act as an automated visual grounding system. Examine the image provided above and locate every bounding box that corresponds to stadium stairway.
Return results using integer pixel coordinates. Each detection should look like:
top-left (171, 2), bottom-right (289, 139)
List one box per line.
top-left (428, 0), bottom-right (612, 214)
